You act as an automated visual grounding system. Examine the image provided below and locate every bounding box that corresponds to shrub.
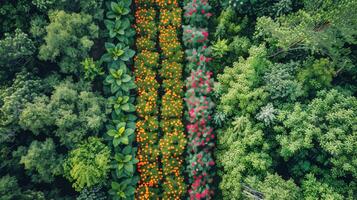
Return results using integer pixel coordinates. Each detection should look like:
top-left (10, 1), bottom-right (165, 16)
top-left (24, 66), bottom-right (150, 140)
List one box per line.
top-left (63, 137), bottom-right (111, 191)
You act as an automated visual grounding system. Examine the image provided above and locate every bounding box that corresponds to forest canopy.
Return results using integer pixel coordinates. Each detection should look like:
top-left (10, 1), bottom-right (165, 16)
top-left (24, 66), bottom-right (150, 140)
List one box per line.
top-left (0, 0), bottom-right (356, 199)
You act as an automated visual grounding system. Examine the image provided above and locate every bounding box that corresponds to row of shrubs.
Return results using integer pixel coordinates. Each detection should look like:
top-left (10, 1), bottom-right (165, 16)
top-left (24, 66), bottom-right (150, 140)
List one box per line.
top-left (135, 0), bottom-right (187, 199)
top-left (183, 0), bottom-right (216, 199)
top-left (157, 0), bottom-right (186, 199)
top-left (134, 0), bottom-right (162, 198)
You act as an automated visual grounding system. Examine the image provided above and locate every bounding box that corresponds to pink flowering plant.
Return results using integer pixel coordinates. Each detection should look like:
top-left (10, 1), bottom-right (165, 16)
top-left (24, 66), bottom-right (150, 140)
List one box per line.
top-left (183, 0), bottom-right (212, 26)
top-left (185, 46), bottom-right (212, 72)
top-left (185, 65), bottom-right (215, 200)
top-left (186, 153), bottom-right (215, 200)
top-left (183, 26), bottom-right (210, 47)
top-left (183, 0), bottom-right (216, 198)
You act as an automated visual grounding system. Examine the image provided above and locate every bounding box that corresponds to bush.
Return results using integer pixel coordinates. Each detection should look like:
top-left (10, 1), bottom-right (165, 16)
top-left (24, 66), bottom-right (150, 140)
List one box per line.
top-left (64, 137), bottom-right (111, 191)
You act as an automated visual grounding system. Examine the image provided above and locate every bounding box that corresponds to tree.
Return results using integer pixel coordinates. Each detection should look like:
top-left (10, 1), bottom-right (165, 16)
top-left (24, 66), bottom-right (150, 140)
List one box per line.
top-left (20, 139), bottom-right (63, 183)
top-left (0, 29), bottom-right (35, 81)
top-left (39, 10), bottom-right (99, 74)
top-left (0, 71), bottom-right (44, 143)
top-left (214, 1), bottom-right (357, 199)
top-left (20, 80), bottom-right (107, 148)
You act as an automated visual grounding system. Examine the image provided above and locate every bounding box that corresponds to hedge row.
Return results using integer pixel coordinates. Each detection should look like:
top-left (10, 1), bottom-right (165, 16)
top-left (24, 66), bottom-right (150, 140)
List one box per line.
top-left (134, 0), bottom-right (161, 198)
top-left (157, 0), bottom-right (186, 199)
top-left (183, 0), bottom-right (216, 199)
top-left (101, 0), bottom-right (138, 199)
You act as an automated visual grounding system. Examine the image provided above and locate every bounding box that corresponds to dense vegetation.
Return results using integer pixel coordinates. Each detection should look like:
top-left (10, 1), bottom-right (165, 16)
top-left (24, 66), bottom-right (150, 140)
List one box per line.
top-left (212, 0), bottom-right (357, 199)
top-left (183, 0), bottom-right (216, 199)
top-left (0, 0), bottom-right (355, 199)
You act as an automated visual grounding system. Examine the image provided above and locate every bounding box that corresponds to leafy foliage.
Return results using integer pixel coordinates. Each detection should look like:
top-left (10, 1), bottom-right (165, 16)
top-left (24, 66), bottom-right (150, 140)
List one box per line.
top-left (0, 0), bottom-right (108, 199)
top-left (1, 0), bottom-right (356, 198)
top-left (0, 175), bottom-right (21, 200)
top-left (20, 139), bottom-right (63, 183)
top-left (276, 90), bottom-right (357, 179)
top-left (0, 0), bottom-right (33, 34)
top-left (219, 0), bottom-right (301, 17)
top-left (0, 71), bottom-right (44, 143)
top-left (157, 1), bottom-right (186, 198)
top-left (0, 29), bottom-right (35, 80)
top-left (20, 80), bottom-right (107, 148)
top-left (245, 174), bottom-right (301, 200)
top-left (184, 0), bottom-right (212, 27)
top-left (82, 58), bottom-right (104, 81)
top-left (39, 10), bottom-right (99, 74)
top-left (0, 175), bottom-right (46, 200)
top-left (77, 185), bottom-right (107, 200)
top-left (214, 1), bottom-right (357, 199)
top-left (64, 137), bottom-right (111, 191)
top-left (183, 0), bottom-right (216, 199)
top-left (134, 1), bottom-right (161, 198)
top-left (102, 1), bottom-right (138, 199)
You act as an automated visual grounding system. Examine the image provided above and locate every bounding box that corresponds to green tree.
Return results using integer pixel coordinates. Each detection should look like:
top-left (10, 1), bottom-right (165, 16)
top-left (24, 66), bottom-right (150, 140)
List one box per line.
top-left (214, 1), bottom-right (357, 198)
top-left (20, 139), bottom-right (64, 183)
top-left (39, 10), bottom-right (99, 74)
top-left (20, 80), bottom-right (107, 148)
top-left (0, 71), bottom-right (44, 143)
top-left (0, 175), bottom-right (46, 200)
top-left (63, 137), bottom-right (111, 191)
top-left (0, 29), bottom-right (35, 81)
top-left (276, 90), bottom-right (357, 183)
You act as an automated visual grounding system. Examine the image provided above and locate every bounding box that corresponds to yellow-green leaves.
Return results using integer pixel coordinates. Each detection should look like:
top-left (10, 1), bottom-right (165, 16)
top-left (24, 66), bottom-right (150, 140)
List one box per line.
top-left (103, 43), bottom-right (135, 62)
top-left (107, 123), bottom-right (135, 147)
top-left (63, 137), bottom-right (111, 191)
top-left (81, 58), bottom-right (104, 81)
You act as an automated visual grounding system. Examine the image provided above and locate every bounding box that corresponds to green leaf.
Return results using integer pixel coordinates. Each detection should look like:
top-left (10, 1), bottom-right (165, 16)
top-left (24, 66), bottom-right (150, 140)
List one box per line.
top-left (126, 186), bottom-right (136, 195)
top-left (111, 84), bottom-right (120, 93)
top-left (122, 146), bottom-right (132, 154)
top-left (123, 96), bottom-right (130, 103)
top-left (117, 122), bottom-right (126, 129)
top-left (128, 104), bottom-right (136, 112)
top-left (107, 129), bottom-right (117, 137)
top-left (124, 155), bottom-right (132, 162)
top-left (113, 138), bottom-right (120, 147)
top-left (102, 53), bottom-right (112, 62)
top-left (105, 76), bottom-right (114, 84)
top-left (118, 127), bottom-right (125, 135)
top-left (121, 136), bottom-right (129, 145)
top-left (112, 181), bottom-right (121, 190)
top-left (104, 20), bottom-right (114, 29)
top-left (105, 42), bottom-right (115, 49)
top-left (121, 84), bottom-right (129, 92)
top-left (116, 80), bottom-right (122, 86)
top-left (122, 18), bottom-right (130, 28)
top-left (128, 114), bottom-right (137, 121)
top-left (125, 128), bottom-right (134, 135)
top-left (121, 103), bottom-right (130, 111)
top-left (109, 30), bottom-right (116, 38)
top-left (132, 158), bottom-right (139, 164)
top-left (122, 74), bottom-right (131, 82)
top-left (117, 163), bottom-right (124, 170)
top-left (127, 122), bottom-right (136, 129)
top-left (124, 164), bottom-right (134, 173)
top-left (114, 107), bottom-right (121, 115)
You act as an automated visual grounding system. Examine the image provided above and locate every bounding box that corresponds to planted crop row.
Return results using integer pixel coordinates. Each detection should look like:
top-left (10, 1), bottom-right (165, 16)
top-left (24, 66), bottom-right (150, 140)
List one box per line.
top-left (157, 0), bottom-right (186, 199)
top-left (134, 0), bottom-right (161, 199)
top-left (102, 0), bottom-right (138, 199)
top-left (183, 0), bottom-right (216, 199)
